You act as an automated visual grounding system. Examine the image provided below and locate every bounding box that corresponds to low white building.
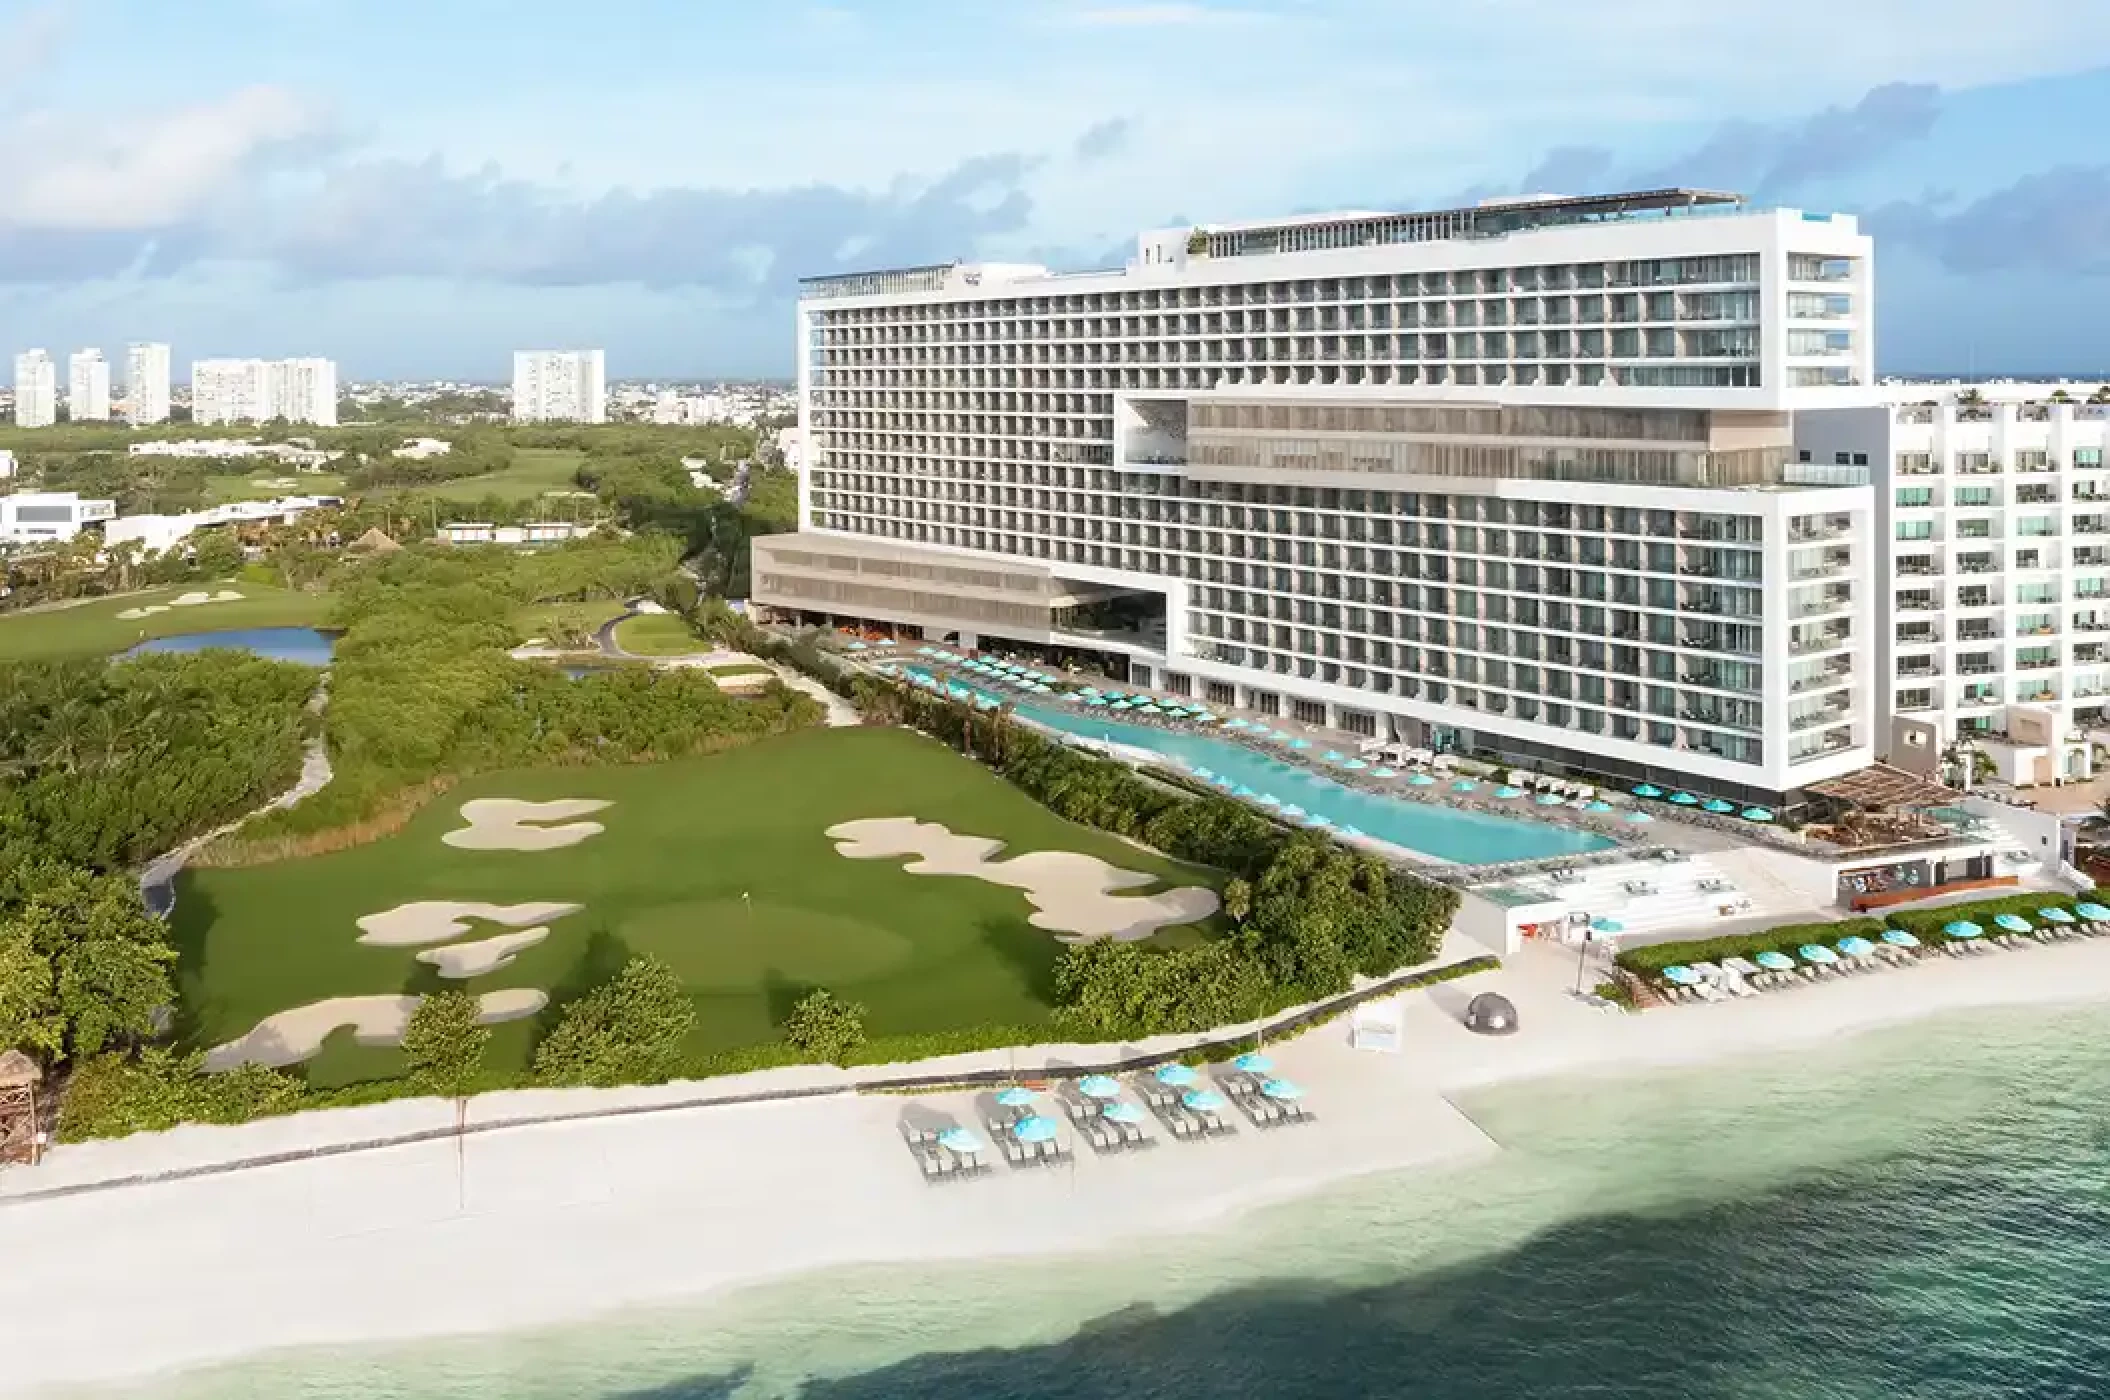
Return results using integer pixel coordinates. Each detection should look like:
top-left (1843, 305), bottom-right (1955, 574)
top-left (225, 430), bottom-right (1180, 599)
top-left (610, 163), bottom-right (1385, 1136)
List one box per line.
top-left (0, 449), bottom-right (15, 480)
top-left (439, 521), bottom-right (595, 547)
top-left (0, 492), bottom-right (116, 544)
top-left (128, 438), bottom-right (337, 468)
top-left (392, 437), bottom-right (452, 459)
top-left (104, 496), bottom-right (343, 555)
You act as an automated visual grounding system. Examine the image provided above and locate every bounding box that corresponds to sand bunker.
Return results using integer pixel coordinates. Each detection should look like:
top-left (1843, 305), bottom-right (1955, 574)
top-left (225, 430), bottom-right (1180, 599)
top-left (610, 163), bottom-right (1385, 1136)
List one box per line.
top-left (417, 927), bottom-right (551, 978)
top-left (204, 989), bottom-right (549, 1070)
top-left (826, 817), bottom-right (1219, 942)
top-left (443, 798), bottom-right (612, 851)
top-left (356, 901), bottom-right (582, 948)
top-left (116, 590), bottom-right (243, 620)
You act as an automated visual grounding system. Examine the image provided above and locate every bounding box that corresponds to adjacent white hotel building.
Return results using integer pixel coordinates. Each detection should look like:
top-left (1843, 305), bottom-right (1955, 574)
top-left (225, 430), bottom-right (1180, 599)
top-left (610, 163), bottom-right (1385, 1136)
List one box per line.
top-left (512, 350), bottom-right (607, 422)
top-left (12, 349), bottom-right (57, 428)
top-left (67, 349), bottom-right (111, 421)
top-left (1798, 382), bottom-right (2110, 788)
top-left (126, 342), bottom-right (173, 423)
top-left (755, 190), bottom-right (1886, 810)
top-left (190, 357), bottom-right (339, 426)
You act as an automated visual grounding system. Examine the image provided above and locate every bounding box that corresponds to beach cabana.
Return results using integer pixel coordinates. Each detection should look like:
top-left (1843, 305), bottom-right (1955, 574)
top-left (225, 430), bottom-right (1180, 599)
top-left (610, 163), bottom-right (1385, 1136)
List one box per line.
top-left (1077, 1075), bottom-right (1122, 1099)
top-left (1154, 1063), bottom-right (1198, 1087)
top-left (1232, 1051), bottom-right (1274, 1074)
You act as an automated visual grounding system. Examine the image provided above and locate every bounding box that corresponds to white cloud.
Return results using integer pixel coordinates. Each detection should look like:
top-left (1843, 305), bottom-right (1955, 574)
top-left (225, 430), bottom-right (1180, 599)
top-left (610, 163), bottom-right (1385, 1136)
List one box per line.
top-left (1, 85), bottom-right (324, 230)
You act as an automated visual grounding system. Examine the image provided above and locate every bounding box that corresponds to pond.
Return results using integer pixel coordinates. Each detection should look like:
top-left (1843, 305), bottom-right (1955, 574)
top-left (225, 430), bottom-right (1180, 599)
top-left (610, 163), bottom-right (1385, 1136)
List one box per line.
top-left (121, 627), bottom-right (337, 666)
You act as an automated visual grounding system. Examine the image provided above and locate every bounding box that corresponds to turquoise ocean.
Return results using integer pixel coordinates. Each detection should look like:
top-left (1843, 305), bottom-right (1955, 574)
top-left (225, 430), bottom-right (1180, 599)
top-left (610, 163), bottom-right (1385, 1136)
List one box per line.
top-left (82, 1005), bottom-right (2110, 1399)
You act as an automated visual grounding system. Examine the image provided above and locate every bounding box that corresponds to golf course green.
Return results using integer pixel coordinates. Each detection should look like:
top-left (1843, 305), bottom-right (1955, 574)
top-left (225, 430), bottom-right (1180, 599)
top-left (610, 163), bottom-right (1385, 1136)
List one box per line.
top-left (172, 726), bottom-right (1224, 1085)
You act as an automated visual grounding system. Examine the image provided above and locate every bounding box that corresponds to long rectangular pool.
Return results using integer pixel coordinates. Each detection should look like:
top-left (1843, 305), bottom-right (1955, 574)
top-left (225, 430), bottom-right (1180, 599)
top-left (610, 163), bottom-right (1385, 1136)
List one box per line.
top-left (905, 668), bottom-right (1613, 865)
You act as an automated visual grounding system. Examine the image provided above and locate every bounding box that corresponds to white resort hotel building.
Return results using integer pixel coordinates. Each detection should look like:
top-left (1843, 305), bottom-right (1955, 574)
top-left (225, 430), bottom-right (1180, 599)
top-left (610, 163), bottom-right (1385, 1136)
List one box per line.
top-left (755, 190), bottom-right (1893, 812)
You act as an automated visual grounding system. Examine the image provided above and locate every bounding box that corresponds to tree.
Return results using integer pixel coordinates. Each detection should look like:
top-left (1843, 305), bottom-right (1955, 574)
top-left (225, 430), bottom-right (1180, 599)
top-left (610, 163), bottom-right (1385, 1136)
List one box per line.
top-left (531, 955), bottom-right (696, 1087)
top-left (0, 866), bottom-right (176, 1059)
top-left (0, 923), bottom-right (62, 1059)
top-left (401, 991), bottom-right (490, 1097)
top-left (1221, 877), bottom-right (1252, 926)
top-left (782, 988), bottom-right (867, 1065)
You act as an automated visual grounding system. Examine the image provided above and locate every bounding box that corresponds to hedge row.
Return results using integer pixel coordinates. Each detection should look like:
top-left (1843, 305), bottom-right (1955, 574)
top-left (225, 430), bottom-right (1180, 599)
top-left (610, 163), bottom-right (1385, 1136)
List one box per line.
top-left (1615, 888), bottom-right (2108, 979)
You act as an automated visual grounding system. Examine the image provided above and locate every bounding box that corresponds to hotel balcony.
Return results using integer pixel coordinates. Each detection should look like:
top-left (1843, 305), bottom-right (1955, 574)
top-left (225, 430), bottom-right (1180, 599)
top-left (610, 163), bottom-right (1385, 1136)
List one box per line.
top-left (1789, 623), bottom-right (1852, 655)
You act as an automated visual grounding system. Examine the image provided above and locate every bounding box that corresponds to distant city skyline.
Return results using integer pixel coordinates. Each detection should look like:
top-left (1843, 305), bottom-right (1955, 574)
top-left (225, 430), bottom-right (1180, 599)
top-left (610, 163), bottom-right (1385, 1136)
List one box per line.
top-left (2, 2), bottom-right (2109, 377)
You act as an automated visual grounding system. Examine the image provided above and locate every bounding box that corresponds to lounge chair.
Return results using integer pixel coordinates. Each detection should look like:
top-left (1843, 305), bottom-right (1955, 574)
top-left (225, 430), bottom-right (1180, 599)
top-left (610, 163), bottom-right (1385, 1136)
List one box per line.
top-left (918, 1153), bottom-right (943, 1183)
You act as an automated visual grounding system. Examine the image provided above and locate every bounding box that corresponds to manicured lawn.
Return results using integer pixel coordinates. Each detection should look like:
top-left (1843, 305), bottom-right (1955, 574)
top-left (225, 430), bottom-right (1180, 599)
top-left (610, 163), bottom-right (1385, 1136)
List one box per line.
top-left (203, 472), bottom-right (347, 504)
top-left (0, 583), bottom-right (333, 662)
top-left (170, 727), bottom-right (1224, 1084)
top-left (416, 447), bottom-right (590, 504)
top-left (708, 662), bottom-right (773, 678)
top-left (513, 599), bottom-right (628, 645)
top-left (613, 611), bottom-right (705, 656)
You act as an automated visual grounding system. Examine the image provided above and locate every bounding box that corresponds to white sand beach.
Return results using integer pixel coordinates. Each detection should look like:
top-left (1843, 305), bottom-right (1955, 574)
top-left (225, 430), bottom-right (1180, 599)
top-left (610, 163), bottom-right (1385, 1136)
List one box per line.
top-left (7, 935), bottom-right (2110, 1394)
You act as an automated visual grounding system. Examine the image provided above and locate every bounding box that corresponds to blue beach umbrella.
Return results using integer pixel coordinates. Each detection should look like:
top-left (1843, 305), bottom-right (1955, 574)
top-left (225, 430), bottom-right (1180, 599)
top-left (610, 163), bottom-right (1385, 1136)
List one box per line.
top-left (1452, 779), bottom-right (1480, 793)
top-left (1192, 767), bottom-right (1216, 782)
top-left (1584, 800), bottom-right (1615, 812)
top-left (1741, 807), bottom-right (1775, 822)
top-left (1181, 1089), bottom-right (1228, 1112)
top-left (846, 641), bottom-right (866, 651)
top-left (2039, 907), bottom-right (2077, 924)
top-left (1408, 772), bottom-right (1438, 786)
top-left (1837, 935), bottom-right (1878, 958)
top-left (1881, 929), bottom-right (1922, 948)
top-left (1374, 767), bottom-right (1399, 778)
top-left (1625, 811), bottom-right (1655, 824)
top-left (1632, 784), bottom-right (1664, 798)
top-left (1340, 826), bottom-right (1368, 840)
top-left (1755, 949), bottom-right (1797, 971)
top-left (1154, 1063), bottom-right (1198, 1087)
top-left (1661, 965), bottom-right (1702, 986)
top-left (995, 1086), bottom-right (1038, 1107)
top-left (1012, 1116), bottom-right (1059, 1143)
top-left (2079, 902), bottom-right (2110, 921)
top-left (1535, 793), bottom-right (1565, 806)
top-left (1232, 1051), bottom-right (1274, 1074)
top-left (1591, 917), bottom-right (1624, 934)
top-left (1305, 814), bottom-right (1336, 828)
top-left (1258, 1078), bottom-right (1306, 1101)
top-left (1704, 798), bottom-right (1737, 814)
top-left (1214, 777), bottom-right (1236, 789)
top-left (1290, 738), bottom-right (1313, 750)
top-left (1322, 750), bottom-right (1345, 763)
top-left (1344, 758), bottom-right (1370, 771)
top-left (1224, 717), bottom-right (1249, 729)
top-left (1257, 793), bottom-right (1284, 807)
top-left (937, 1127), bottom-right (984, 1154)
top-left (1086, 696), bottom-right (1109, 706)
top-left (1233, 785), bottom-right (1257, 798)
top-left (1994, 913), bottom-right (2034, 933)
top-left (1944, 920), bottom-right (1984, 939)
top-left (1670, 792), bottom-right (1700, 806)
top-left (1799, 944), bottom-right (1841, 965)
top-left (1280, 805), bottom-right (1306, 819)
top-left (1495, 786), bottom-right (1525, 799)
top-left (1077, 1075), bottom-right (1122, 1099)
top-left (1101, 1101), bottom-right (1144, 1124)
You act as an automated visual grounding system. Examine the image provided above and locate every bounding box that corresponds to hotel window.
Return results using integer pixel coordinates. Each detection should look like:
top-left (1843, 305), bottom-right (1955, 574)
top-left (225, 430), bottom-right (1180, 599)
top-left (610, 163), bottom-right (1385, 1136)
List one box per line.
top-left (1895, 521), bottom-right (1934, 541)
top-left (1894, 488), bottom-right (1934, 508)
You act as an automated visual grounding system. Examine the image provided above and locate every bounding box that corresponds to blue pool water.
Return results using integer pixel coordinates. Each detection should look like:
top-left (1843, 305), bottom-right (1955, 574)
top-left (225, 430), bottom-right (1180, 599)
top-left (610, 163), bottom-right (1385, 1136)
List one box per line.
top-left (905, 667), bottom-right (1611, 864)
top-left (122, 626), bottom-right (336, 666)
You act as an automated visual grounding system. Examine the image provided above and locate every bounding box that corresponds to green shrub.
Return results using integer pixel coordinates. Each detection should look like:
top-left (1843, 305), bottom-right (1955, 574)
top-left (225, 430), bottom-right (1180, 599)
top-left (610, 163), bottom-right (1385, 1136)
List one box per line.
top-left (781, 988), bottom-right (868, 1066)
top-left (58, 1048), bottom-right (304, 1142)
top-left (532, 955), bottom-right (697, 1087)
top-left (401, 991), bottom-right (490, 1097)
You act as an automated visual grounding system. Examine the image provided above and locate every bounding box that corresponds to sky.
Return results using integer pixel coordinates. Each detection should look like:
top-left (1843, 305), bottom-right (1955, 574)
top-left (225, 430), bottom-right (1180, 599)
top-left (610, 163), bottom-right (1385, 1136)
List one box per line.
top-left (5, 0), bottom-right (2110, 382)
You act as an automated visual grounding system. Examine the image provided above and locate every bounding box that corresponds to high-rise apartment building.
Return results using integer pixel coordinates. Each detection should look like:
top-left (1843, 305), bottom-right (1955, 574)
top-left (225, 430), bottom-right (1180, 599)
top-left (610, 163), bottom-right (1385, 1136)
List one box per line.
top-left (125, 342), bottom-right (172, 423)
top-left (512, 350), bottom-right (607, 422)
top-left (190, 358), bottom-right (339, 426)
top-left (67, 349), bottom-right (111, 421)
top-left (756, 190), bottom-right (1883, 808)
top-left (1799, 383), bottom-right (2110, 789)
top-left (12, 349), bottom-right (57, 428)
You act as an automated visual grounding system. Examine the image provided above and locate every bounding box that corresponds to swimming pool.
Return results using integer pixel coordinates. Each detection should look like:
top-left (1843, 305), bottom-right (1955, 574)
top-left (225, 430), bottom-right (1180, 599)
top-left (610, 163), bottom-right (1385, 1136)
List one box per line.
top-left (898, 667), bottom-right (1613, 865)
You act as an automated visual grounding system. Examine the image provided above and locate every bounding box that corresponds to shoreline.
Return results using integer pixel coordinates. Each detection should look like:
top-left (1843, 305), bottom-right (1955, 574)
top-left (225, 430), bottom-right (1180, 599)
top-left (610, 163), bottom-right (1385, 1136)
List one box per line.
top-left (6, 936), bottom-right (2110, 1395)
